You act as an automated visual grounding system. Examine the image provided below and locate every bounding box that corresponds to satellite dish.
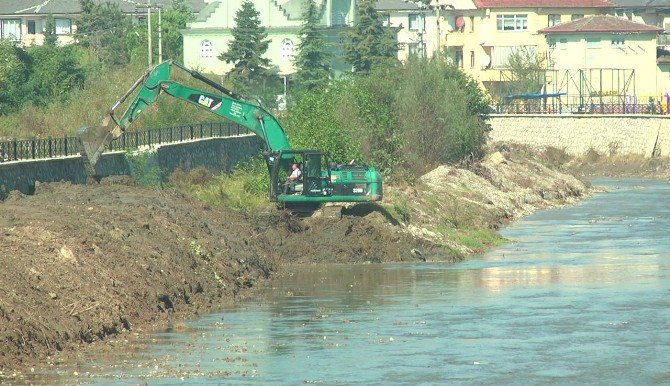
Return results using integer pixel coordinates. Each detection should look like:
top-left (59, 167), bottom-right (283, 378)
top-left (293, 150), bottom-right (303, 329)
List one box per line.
top-left (455, 16), bottom-right (465, 29)
top-left (480, 54), bottom-right (491, 68)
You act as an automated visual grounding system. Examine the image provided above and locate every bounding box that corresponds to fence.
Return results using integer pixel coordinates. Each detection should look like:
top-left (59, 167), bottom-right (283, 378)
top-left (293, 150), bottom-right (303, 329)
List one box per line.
top-left (493, 102), bottom-right (668, 115)
top-left (0, 121), bottom-right (249, 162)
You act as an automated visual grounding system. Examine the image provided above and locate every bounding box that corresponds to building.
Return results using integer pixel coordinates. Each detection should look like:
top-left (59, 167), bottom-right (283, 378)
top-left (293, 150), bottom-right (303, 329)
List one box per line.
top-left (444, 0), bottom-right (612, 98)
top-left (539, 15), bottom-right (663, 110)
top-left (0, 0), bottom-right (206, 47)
top-left (182, 0), bottom-right (356, 76)
top-left (375, 0), bottom-right (440, 61)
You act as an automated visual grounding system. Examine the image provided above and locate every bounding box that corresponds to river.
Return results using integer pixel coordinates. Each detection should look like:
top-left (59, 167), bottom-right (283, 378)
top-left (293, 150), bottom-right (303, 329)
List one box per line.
top-left (28, 178), bottom-right (670, 384)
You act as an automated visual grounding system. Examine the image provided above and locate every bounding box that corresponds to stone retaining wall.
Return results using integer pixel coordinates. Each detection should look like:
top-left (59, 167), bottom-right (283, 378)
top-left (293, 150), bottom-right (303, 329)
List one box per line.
top-left (0, 135), bottom-right (263, 197)
top-left (488, 115), bottom-right (670, 157)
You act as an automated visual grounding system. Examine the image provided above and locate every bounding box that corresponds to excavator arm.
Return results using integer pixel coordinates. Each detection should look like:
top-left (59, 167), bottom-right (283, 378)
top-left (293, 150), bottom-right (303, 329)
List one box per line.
top-left (78, 60), bottom-right (291, 169)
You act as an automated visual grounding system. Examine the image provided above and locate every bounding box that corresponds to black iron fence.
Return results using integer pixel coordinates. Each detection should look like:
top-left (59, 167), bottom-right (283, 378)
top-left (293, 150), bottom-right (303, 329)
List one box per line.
top-left (493, 102), bottom-right (667, 115)
top-left (0, 122), bottom-right (249, 163)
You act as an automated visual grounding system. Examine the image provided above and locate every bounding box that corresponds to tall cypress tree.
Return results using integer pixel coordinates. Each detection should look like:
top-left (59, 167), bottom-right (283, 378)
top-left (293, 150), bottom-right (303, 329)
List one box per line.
top-left (342, 0), bottom-right (398, 74)
top-left (218, 0), bottom-right (271, 89)
top-left (293, 0), bottom-right (331, 91)
top-left (43, 14), bottom-right (58, 46)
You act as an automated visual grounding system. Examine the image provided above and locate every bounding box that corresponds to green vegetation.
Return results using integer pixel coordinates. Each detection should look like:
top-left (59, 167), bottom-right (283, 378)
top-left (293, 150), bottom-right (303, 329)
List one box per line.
top-left (168, 157), bottom-right (269, 214)
top-left (218, 0), bottom-right (277, 98)
top-left (125, 151), bottom-right (163, 187)
top-left (286, 57), bottom-right (490, 181)
top-left (342, 0), bottom-right (398, 74)
top-left (292, 0), bottom-right (331, 92)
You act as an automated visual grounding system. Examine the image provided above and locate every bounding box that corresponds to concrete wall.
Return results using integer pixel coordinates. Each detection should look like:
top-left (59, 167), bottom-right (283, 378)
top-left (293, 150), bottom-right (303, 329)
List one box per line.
top-left (0, 135), bottom-right (264, 197)
top-left (488, 114), bottom-right (670, 157)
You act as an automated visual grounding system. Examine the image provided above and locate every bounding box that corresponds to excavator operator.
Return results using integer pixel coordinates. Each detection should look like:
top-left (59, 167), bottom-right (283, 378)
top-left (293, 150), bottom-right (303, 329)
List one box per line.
top-left (283, 163), bottom-right (302, 194)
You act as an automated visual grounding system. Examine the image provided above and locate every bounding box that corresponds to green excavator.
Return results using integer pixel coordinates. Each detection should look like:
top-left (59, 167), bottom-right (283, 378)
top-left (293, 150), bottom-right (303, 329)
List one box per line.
top-left (77, 60), bottom-right (383, 204)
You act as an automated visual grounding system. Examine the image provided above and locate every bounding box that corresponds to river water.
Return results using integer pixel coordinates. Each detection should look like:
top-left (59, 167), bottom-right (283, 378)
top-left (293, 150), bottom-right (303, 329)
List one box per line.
top-left (28, 178), bottom-right (670, 384)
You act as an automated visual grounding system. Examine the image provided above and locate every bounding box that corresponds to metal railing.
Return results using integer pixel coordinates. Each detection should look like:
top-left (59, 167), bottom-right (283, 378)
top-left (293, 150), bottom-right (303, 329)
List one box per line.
top-left (493, 102), bottom-right (667, 115)
top-left (0, 121), bottom-right (250, 162)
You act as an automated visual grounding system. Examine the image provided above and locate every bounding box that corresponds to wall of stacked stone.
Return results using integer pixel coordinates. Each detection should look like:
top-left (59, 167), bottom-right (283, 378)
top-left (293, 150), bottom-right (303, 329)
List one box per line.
top-left (0, 135), bottom-right (263, 197)
top-left (488, 115), bottom-right (670, 157)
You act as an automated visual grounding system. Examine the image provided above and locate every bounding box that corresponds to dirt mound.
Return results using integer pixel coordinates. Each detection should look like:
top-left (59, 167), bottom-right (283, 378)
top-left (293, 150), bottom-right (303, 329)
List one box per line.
top-left (0, 179), bottom-right (427, 372)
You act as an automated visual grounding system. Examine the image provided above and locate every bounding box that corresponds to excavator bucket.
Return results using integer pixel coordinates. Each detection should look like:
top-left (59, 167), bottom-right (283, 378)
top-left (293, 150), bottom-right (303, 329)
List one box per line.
top-left (77, 116), bottom-right (122, 175)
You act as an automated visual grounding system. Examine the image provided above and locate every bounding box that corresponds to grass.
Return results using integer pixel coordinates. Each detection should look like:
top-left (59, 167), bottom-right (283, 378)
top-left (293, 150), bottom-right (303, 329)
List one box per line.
top-left (168, 160), bottom-right (270, 214)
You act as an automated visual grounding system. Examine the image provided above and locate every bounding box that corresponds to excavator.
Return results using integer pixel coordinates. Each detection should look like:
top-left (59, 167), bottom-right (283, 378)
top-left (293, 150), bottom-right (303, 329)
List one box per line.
top-left (77, 60), bottom-right (383, 204)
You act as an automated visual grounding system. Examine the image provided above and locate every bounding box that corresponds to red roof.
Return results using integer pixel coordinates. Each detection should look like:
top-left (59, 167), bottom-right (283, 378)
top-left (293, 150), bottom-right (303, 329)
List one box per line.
top-left (475, 0), bottom-right (611, 7)
top-left (538, 15), bottom-right (663, 33)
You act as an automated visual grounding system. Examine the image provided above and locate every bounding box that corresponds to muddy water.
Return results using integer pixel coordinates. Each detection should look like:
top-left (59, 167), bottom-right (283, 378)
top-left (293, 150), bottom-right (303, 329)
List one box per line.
top-left (31, 178), bottom-right (670, 384)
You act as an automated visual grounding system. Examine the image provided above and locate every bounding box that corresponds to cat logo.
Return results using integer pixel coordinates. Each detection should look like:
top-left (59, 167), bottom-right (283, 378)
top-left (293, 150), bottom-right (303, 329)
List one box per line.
top-left (198, 94), bottom-right (214, 108)
top-left (193, 94), bottom-right (222, 111)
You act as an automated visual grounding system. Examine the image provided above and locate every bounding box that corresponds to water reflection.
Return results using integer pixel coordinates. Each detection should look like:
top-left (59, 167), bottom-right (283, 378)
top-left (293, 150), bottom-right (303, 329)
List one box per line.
top-left (24, 178), bottom-right (670, 384)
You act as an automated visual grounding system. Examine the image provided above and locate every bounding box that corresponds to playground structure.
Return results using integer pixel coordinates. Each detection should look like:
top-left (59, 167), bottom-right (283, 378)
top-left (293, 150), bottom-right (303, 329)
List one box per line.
top-left (491, 68), bottom-right (668, 115)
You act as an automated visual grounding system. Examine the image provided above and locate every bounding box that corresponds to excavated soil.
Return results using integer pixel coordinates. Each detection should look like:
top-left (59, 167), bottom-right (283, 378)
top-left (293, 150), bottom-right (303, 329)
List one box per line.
top-left (0, 146), bottom-right (595, 375)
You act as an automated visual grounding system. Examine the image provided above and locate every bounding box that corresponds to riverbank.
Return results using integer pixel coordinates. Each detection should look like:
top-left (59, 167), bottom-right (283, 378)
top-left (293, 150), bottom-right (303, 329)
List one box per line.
top-left (0, 144), bottom-right (589, 376)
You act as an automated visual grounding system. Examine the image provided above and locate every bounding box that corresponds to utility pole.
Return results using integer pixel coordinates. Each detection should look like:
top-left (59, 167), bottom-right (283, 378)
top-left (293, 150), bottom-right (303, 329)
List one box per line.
top-left (147, 0), bottom-right (152, 65)
top-left (158, 6), bottom-right (163, 63)
top-left (435, 1), bottom-right (441, 59)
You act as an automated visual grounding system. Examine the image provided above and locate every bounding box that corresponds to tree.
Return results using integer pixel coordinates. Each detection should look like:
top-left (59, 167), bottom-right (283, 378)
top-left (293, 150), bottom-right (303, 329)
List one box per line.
top-left (27, 45), bottom-right (85, 106)
top-left (161, 0), bottom-right (196, 62)
top-left (505, 45), bottom-right (546, 96)
top-left (218, 0), bottom-right (272, 91)
top-left (292, 0), bottom-right (331, 91)
top-left (75, 0), bottom-right (132, 65)
top-left (0, 41), bottom-right (31, 115)
top-left (43, 14), bottom-right (58, 47)
top-left (342, 0), bottom-right (398, 74)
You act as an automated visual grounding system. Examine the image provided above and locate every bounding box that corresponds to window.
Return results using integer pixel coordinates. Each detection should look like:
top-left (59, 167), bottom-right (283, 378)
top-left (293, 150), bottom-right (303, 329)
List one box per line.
top-left (54, 18), bottom-right (71, 35)
top-left (27, 20), bottom-right (36, 34)
top-left (496, 14), bottom-right (528, 31)
top-left (611, 37), bottom-right (625, 46)
top-left (469, 16), bottom-right (475, 32)
top-left (200, 40), bottom-right (213, 59)
top-left (1, 19), bottom-right (21, 40)
top-left (470, 51), bottom-right (475, 68)
top-left (548, 38), bottom-right (556, 49)
top-left (409, 43), bottom-right (425, 57)
top-left (558, 38), bottom-right (567, 50)
top-left (587, 37), bottom-right (600, 49)
top-left (454, 49), bottom-right (463, 68)
top-left (491, 45), bottom-right (537, 68)
top-left (409, 13), bottom-right (424, 31)
top-left (571, 14), bottom-right (584, 21)
top-left (281, 38), bottom-right (294, 59)
top-left (548, 14), bottom-right (561, 27)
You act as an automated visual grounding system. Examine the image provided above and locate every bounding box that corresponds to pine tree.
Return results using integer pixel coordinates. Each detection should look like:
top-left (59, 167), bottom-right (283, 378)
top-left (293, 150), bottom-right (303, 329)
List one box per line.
top-left (342, 0), bottom-right (398, 74)
top-left (161, 0), bottom-right (195, 62)
top-left (218, 0), bottom-right (272, 89)
top-left (75, 0), bottom-right (132, 65)
top-left (293, 0), bottom-right (331, 91)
